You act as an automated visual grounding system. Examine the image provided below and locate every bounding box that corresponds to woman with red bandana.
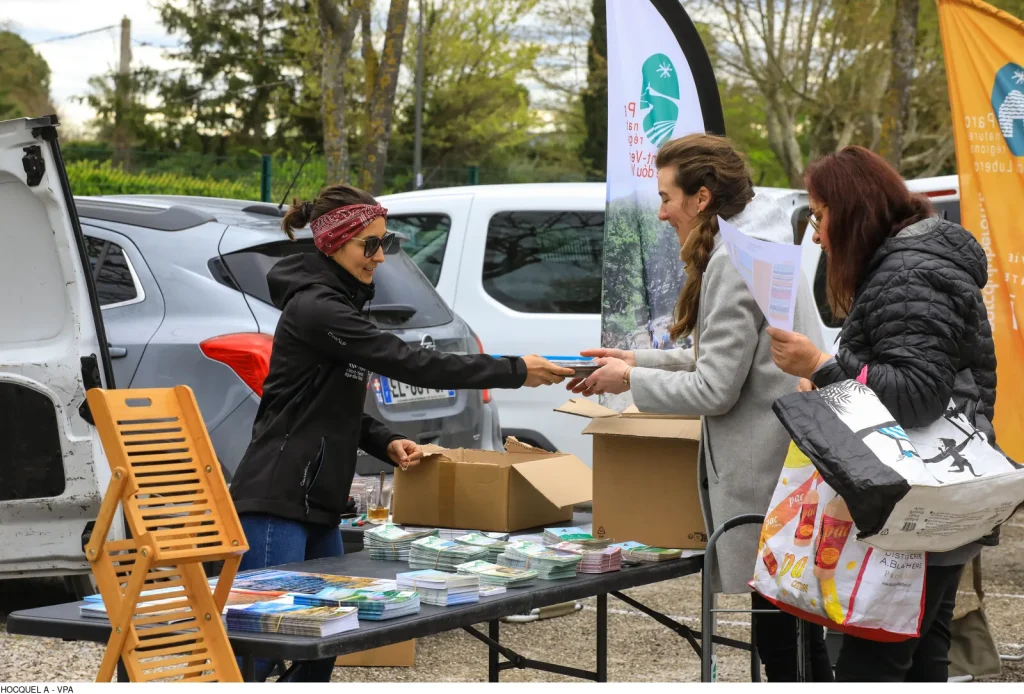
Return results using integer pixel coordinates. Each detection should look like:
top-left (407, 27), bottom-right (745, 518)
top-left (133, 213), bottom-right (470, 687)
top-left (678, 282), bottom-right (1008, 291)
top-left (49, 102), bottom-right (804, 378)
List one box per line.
top-left (229, 185), bottom-right (571, 681)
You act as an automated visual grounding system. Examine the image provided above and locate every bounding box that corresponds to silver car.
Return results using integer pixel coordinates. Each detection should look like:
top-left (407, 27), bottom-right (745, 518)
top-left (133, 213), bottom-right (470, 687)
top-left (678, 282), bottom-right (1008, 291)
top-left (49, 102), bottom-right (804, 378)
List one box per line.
top-left (74, 194), bottom-right (503, 479)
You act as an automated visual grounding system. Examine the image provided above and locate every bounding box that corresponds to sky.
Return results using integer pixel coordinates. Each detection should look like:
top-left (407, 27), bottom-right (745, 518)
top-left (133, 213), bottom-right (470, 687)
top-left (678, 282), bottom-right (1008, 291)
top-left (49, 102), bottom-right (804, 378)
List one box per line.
top-left (4, 0), bottom-right (591, 136)
top-left (4, 0), bottom-right (182, 133)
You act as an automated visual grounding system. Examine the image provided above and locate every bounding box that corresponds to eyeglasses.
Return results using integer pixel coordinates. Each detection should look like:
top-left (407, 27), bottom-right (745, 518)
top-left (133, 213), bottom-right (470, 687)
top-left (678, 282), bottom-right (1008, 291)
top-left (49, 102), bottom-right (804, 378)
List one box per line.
top-left (808, 206), bottom-right (826, 233)
top-left (352, 232), bottom-right (397, 258)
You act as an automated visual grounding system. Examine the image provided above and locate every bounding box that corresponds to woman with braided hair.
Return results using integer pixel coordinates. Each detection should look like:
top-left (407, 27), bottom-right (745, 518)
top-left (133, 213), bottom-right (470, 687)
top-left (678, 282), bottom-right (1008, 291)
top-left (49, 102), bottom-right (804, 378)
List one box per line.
top-left (229, 184), bottom-right (571, 681)
top-left (568, 133), bottom-right (830, 681)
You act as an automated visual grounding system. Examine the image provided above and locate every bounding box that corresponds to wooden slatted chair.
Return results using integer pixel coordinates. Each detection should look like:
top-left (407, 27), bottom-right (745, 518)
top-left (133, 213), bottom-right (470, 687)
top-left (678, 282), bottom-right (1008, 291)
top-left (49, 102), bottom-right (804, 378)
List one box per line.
top-left (83, 386), bottom-right (248, 682)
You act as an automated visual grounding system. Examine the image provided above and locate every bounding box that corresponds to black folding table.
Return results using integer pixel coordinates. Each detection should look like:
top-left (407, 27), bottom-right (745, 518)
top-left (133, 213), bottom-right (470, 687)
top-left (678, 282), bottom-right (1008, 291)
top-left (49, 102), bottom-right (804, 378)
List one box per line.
top-left (7, 550), bottom-right (715, 682)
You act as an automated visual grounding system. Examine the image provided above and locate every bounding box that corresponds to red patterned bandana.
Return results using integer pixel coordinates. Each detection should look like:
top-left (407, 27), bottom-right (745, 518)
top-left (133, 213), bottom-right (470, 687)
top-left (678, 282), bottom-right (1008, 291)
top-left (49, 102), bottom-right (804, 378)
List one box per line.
top-left (310, 203), bottom-right (388, 256)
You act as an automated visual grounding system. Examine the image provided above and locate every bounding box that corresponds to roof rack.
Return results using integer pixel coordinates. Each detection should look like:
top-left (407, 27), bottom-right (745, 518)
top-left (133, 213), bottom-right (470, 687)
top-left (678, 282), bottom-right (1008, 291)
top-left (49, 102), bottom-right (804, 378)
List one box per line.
top-left (75, 199), bottom-right (216, 231)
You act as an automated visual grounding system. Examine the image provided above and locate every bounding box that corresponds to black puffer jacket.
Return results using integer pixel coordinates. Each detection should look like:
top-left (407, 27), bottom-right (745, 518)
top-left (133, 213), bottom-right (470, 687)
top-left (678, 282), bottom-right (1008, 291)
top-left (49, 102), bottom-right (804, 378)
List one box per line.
top-left (812, 216), bottom-right (997, 436)
top-left (230, 251), bottom-right (527, 527)
top-left (812, 216), bottom-right (1001, 554)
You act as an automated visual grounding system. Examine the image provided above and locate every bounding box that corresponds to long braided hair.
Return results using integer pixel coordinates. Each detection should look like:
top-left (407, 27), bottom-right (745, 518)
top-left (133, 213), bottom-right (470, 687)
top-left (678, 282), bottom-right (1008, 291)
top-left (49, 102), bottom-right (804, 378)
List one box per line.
top-left (657, 134), bottom-right (754, 342)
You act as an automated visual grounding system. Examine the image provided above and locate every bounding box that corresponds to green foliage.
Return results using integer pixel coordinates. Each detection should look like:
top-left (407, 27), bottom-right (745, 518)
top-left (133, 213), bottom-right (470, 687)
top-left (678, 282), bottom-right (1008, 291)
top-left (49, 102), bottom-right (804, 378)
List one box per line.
top-left (66, 160), bottom-right (256, 199)
top-left (0, 31), bottom-right (54, 118)
top-left (388, 0), bottom-right (540, 184)
top-left (580, 0), bottom-right (607, 178)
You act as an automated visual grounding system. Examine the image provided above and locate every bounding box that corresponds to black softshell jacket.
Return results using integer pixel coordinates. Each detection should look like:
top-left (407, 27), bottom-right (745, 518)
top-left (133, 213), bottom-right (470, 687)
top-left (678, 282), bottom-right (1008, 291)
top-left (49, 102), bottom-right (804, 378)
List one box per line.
top-left (230, 251), bottom-right (527, 527)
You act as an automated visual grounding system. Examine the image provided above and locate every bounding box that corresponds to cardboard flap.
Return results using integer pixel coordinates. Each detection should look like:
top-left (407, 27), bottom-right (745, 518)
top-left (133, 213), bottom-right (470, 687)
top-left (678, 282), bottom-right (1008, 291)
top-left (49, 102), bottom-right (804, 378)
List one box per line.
top-left (554, 398), bottom-right (618, 419)
top-left (420, 444), bottom-right (457, 463)
top-left (583, 415), bottom-right (702, 441)
top-left (504, 436), bottom-right (554, 454)
top-left (511, 456), bottom-right (593, 508)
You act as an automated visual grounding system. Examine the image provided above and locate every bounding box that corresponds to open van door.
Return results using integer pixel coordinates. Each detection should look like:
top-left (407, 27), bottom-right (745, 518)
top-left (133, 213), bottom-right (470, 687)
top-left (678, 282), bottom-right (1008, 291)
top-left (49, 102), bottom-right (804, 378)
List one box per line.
top-left (0, 116), bottom-right (120, 585)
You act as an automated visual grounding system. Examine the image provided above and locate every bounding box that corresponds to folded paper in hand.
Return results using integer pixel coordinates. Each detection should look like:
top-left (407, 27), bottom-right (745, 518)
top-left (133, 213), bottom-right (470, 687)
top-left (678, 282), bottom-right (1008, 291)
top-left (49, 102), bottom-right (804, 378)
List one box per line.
top-left (717, 215), bottom-right (802, 332)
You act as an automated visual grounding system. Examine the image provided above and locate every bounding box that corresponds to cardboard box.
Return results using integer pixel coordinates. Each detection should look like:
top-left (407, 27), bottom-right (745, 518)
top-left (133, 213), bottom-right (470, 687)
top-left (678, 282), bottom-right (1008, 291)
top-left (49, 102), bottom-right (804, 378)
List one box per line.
top-left (556, 399), bottom-right (707, 550)
top-left (391, 439), bottom-right (592, 532)
top-left (335, 640), bottom-right (416, 667)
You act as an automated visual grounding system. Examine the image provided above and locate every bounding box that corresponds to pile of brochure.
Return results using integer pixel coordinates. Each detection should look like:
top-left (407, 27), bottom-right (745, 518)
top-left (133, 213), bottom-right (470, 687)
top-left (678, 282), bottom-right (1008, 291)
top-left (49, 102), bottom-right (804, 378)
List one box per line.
top-left (453, 533), bottom-right (508, 561)
top-left (496, 540), bottom-right (582, 580)
top-left (364, 524), bottom-right (439, 561)
top-left (224, 598), bottom-right (359, 637)
top-left (611, 541), bottom-right (684, 564)
top-left (542, 527), bottom-right (612, 549)
top-left (409, 536), bottom-right (489, 571)
top-left (455, 560), bottom-right (537, 588)
top-left (396, 570), bottom-right (480, 607)
top-left (292, 587), bottom-right (421, 620)
top-left (551, 542), bottom-right (622, 573)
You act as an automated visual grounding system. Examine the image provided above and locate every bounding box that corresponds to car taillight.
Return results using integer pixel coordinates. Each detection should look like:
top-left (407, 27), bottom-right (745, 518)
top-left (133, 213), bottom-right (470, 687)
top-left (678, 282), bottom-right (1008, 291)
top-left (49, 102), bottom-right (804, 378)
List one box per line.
top-left (472, 332), bottom-right (491, 404)
top-left (200, 333), bottom-right (273, 396)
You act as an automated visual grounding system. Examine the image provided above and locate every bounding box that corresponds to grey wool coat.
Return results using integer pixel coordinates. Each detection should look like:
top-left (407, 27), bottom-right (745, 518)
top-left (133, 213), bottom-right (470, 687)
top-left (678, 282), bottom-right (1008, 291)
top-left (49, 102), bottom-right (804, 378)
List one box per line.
top-left (630, 194), bottom-right (825, 594)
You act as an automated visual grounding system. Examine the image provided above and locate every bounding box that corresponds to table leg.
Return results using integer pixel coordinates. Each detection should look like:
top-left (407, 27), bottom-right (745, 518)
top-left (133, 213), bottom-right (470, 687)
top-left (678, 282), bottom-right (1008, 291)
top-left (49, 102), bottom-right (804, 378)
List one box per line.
top-left (116, 659), bottom-right (129, 683)
top-left (750, 613), bottom-right (761, 682)
top-left (488, 620), bottom-right (500, 683)
top-left (596, 593), bottom-right (608, 682)
top-left (242, 655), bottom-right (256, 682)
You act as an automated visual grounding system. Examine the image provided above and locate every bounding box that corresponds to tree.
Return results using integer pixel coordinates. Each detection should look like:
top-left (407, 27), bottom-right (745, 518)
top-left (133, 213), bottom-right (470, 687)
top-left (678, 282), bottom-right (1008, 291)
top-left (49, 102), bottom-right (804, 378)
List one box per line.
top-left (82, 68), bottom-right (165, 157)
top-left (580, 0), bottom-right (607, 178)
top-left (0, 30), bottom-right (55, 119)
top-left (879, 0), bottom-right (919, 169)
top-left (317, 0), bottom-right (364, 184)
top-left (156, 0), bottom-right (294, 150)
top-left (387, 0), bottom-right (540, 187)
top-left (357, 0), bottom-right (410, 192)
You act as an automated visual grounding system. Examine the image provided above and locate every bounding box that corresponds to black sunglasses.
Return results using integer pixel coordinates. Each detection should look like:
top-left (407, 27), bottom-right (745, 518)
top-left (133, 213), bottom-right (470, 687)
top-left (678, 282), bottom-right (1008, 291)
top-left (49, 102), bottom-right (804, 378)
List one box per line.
top-left (352, 232), bottom-right (397, 258)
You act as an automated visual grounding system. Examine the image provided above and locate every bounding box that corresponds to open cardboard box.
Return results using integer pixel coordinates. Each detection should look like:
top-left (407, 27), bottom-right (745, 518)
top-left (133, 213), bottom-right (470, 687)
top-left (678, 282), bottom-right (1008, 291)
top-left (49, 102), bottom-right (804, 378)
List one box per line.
top-left (391, 439), bottom-right (593, 532)
top-left (556, 399), bottom-right (707, 550)
top-left (335, 640), bottom-right (416, 667)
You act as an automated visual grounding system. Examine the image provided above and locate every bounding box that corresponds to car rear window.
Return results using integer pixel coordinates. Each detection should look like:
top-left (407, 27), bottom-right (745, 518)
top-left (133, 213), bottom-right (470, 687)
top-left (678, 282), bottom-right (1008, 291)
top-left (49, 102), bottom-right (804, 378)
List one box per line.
top-left (210, 240), bottom-right (454, 329)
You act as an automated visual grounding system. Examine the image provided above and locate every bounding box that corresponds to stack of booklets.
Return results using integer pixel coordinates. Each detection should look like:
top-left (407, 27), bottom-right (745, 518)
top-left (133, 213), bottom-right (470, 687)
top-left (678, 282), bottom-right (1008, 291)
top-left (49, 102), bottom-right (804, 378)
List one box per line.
top-left (551, 542), bottom-right (622, 573)
top-left (291, 587), bottom-right (420, 620)
top-left (542, 527), bottom-right (613, 548)
top-left (396, 570), bottom-right (480, 607)
top-left (224, 597), bottom-right (359, 637)
top-left (80, 585), bottom-right (273, 620)
top-left (611, 541), bottom-right (684, 565)
top-left (223, 568), bottom-right (388, 595)
top-left (409, 536), bottom-right (489, 571)
top-left (455, 559), bottom-right (537, 588)
top-left (364, 524), bottom-right (439, 561)
top-left (496, 541), bottom-right (582, 580)
top-left (453, 533), bottom-right (507, 560)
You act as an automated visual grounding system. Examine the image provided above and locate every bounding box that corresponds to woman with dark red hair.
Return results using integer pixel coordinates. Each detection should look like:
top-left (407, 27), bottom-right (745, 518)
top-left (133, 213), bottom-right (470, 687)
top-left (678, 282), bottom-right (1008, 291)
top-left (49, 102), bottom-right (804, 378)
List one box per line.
top-left (229, 184), bottom-right (571, 681)
top-left (767, 146), bottom-right (998, 681)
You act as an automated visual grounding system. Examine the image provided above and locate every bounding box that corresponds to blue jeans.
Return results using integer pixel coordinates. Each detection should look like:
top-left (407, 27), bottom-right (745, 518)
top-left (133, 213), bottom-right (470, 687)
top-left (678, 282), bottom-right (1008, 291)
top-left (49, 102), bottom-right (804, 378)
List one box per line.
top-left (236, 513), bottom-right (344, 682)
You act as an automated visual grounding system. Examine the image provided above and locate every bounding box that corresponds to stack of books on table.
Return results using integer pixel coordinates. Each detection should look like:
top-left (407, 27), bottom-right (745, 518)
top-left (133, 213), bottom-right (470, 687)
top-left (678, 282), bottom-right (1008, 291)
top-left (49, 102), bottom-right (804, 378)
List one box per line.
top-left (222, 568), bottom-right (391, 595)
top-left (453, 533), bottom-right (507, 560)
top-left (364, 524), bottom-right (439, 561)
top-left (610, 541), bottom-right (685, 565)
top-left (291, 587), bottom-right (420, 620)
top-left (80, 585), bottom-right (273, 620)
top-left (496, 541), bottom-right (583, 580)
top-left (542, 527), bottom-right (612, 549)
top-left (551, 542), bottom-right (622, 573)
top-left (409, 536), bottom-right (489, 571)
top-left (455, 560), bottom-right (537, 588)
top-left (224, 597), bottom-right (359, 637)
top-left (396, 570), bottom-right (480, 607)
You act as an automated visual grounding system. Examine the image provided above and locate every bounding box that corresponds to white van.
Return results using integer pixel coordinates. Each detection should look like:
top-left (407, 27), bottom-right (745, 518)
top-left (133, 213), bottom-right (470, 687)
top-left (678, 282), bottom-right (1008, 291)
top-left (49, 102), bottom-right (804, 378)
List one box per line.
top-left (0, 116), bottom-right (122, 595)
top-left (379, 183), bottom-right (810, 465)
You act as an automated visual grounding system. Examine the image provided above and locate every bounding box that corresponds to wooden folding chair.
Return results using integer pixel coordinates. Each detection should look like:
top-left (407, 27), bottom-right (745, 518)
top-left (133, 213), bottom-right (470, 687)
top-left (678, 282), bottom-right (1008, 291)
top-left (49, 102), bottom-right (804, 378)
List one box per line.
top-left (83, 386), bottom-right (248, 682)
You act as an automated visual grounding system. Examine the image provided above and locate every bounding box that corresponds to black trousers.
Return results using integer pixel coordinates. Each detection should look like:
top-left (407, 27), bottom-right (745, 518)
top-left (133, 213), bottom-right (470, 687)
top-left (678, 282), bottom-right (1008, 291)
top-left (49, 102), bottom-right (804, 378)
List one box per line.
top-left (751, 592), bottom-right (835, 682)
top-left (835, 564), bottom-right (964, 682)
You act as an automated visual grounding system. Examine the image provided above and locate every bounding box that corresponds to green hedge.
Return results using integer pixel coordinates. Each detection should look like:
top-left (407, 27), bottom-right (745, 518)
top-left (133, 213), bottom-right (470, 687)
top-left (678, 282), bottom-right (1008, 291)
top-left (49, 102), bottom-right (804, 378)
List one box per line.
top-left (66, 160), bottom-right (259, 200)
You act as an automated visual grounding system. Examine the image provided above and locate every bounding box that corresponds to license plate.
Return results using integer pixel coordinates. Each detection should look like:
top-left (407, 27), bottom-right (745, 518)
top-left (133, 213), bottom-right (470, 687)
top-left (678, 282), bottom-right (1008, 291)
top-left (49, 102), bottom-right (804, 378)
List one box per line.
top-left (373, 377), bottom-right (456, 406)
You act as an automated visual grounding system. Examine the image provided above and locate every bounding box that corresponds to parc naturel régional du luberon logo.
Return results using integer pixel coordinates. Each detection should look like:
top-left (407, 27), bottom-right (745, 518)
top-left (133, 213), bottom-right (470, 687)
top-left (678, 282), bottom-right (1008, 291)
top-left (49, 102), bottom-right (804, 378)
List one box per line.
top-left (993, 62), bottom-right (1024, 156)
top-left (640, 53), bottom-right (680, 147)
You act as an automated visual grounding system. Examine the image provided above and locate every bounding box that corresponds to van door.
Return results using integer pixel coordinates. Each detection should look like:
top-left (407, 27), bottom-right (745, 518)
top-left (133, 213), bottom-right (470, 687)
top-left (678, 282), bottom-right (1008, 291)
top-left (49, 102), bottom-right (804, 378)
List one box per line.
top-left (0, 116), bottom-right (119, 578)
